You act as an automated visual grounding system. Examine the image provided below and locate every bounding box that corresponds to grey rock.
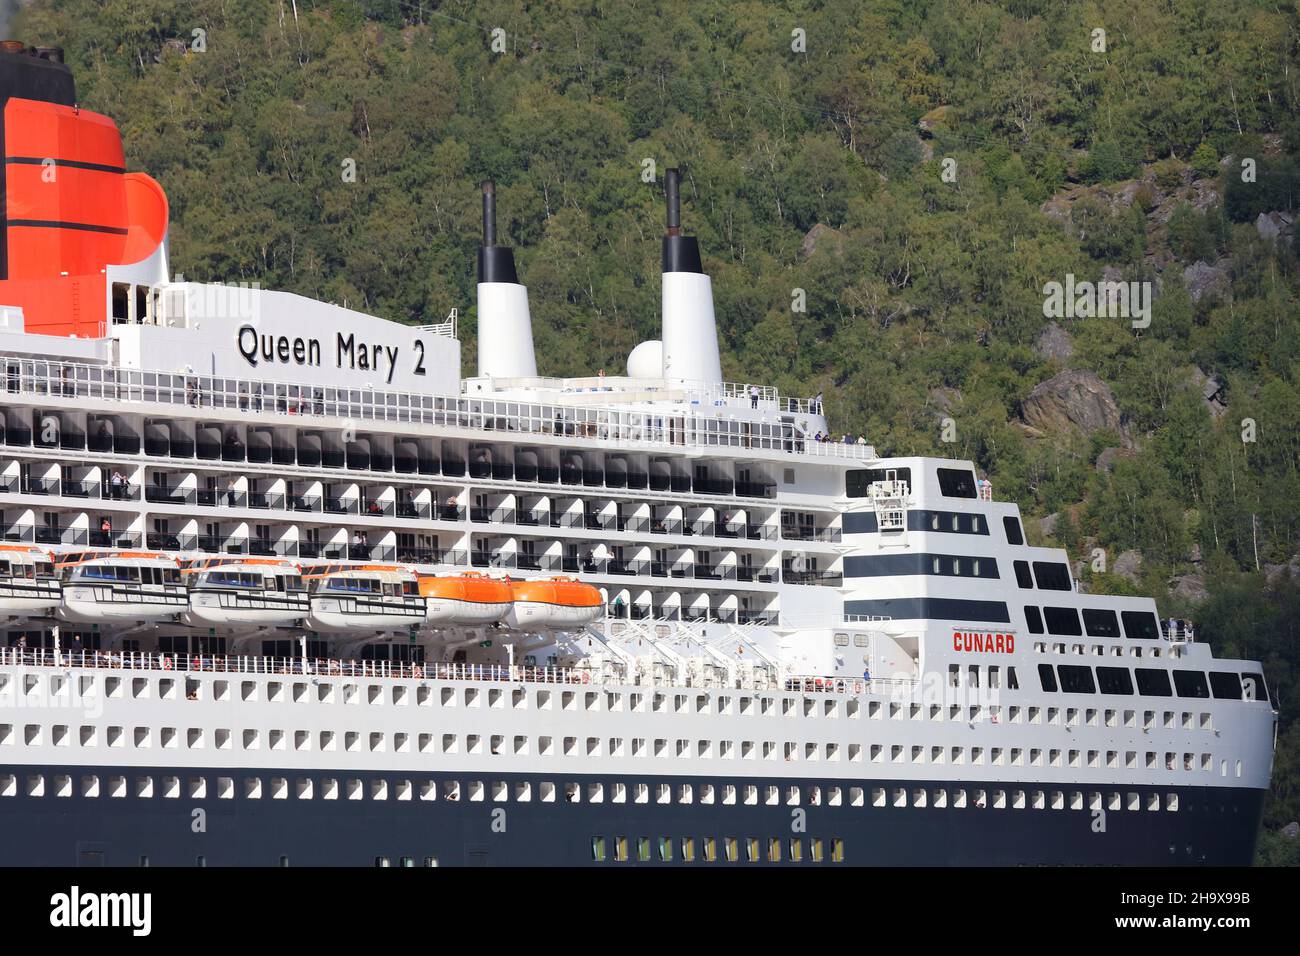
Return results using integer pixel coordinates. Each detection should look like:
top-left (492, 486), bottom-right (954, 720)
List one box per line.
top-left (1039, 513), bottom-right (1059, 537)
top-left (1021, 369), bottom-right (1123, 438)
top-left (1113, 550), bottom-right (1142, 583)
top-left (1170, 573), bottom-right (1208, 602)
top-left (1183, 261), bottom-right (1231, 303)
top-left (1282, 822), bottom-right (1300, 840)
top-left (1256, 210), bottom-right (1295, 245)
top-left (1033, 322), bottom-right (1074, 363)
top-left (800, 223), bottom-right (842, 260)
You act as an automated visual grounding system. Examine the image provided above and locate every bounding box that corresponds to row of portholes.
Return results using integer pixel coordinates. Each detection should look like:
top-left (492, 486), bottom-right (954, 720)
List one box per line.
top-left (0, 774), bottom-right (1196, 817)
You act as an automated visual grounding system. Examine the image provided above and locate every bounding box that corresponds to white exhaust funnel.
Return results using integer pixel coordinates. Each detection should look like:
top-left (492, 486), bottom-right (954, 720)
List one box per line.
top-left (660, 168), bottom-right (722, 385)
top-left (476, 180), bottom-right (538, 379)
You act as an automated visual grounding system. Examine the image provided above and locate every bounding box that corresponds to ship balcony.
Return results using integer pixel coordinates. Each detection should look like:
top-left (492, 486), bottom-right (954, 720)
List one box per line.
top-left (324, 496), bottom-right (359, 515)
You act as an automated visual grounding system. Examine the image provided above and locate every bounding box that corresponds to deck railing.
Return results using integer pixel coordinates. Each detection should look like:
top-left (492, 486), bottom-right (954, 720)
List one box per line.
top-left (1, 357), bottom-right (874, 461)
top-left (0, 648), bottom-right (910, 694)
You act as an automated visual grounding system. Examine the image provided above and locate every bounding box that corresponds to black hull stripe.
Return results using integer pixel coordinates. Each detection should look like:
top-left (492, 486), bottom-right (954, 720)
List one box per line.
top-left (6, 219), bottom-right (129, 235)
top-left (0, 764), bottom-right (1265, 867)
top-left (5, 156), bottom-right (126, 174)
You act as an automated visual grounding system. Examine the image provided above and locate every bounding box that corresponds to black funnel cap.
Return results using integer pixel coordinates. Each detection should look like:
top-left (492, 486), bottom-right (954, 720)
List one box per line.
top-left (477, 179), bottom-right (518, 284)
top-left (661, 168), bottom-right (703, 274)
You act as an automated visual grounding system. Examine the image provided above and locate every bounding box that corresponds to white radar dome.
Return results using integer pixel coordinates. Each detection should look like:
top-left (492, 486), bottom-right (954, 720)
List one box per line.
top-left (627, 340), bottom-right (663, 379)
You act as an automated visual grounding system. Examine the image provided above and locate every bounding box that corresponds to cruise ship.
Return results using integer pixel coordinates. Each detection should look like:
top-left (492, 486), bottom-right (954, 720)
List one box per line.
top-left (0, 42), bottom-right (1276, 866)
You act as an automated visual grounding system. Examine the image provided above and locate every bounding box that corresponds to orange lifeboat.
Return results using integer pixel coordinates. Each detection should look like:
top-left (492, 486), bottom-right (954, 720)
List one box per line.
top-left (419, 572), bottom-right (512, 626)
top-left (505, 576), bottom-right (603, 630)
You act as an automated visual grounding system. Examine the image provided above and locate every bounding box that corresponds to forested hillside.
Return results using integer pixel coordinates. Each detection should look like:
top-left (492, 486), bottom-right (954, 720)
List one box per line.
top-left (13, 0), bottom-right (1300, 861)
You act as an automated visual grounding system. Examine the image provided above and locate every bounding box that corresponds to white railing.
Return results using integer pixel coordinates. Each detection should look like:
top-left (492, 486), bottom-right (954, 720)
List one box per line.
top-left (0, 648), bottom-right (910, 695)
top-left (1, 358), bottom-right (876, 460)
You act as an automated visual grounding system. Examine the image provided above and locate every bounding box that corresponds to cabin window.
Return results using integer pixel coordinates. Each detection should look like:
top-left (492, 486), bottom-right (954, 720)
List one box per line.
top-left (1002, 516), bottom-right (1024, 545)
top-left (1043, 606), bottom-right (1082, 637)
top-left (1134, 668), bottom-right (1173, 697)
top-left (936, 468), bottom-right (977, 499)
top-left (1172, 671), bottom-right (1210, 699)
top-left (1037, 664), bottom-right (1058, 693)
top-left (1121, 611), bottom-right (1160, 640)
top-left (1096, 667), bottom-right (1134, 696)
top-left (1058, 665), bottom-right (1096, 694)
top-left (1082, 608), bottom-right (1121, 638)
top-left (1013, 560), bottom-right (1033, 589)
top-left (1024, 607), bottom-right (1044, 634)
top-left (1032, 561), bottom-right (1072, 591)
top-left (1208, 672), bottom-right (1243, 700)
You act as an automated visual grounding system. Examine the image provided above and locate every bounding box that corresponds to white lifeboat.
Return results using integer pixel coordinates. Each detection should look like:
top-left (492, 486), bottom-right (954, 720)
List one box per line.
top-left (57, 552), bottom-right (187, 623)
top-left (184, 558), bottom-right (309, 627)
top-left (505, 576), bottom-right (603, 630)
top-left (0, 545), bottom-right (60, 617)
top-left (304, 564), bottom-right (425, 632)
top-left (419, 572), bottom-right (512, 626)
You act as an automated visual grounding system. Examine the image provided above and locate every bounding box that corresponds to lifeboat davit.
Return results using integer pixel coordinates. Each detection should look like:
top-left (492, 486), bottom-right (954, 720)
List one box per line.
top-left (304, 564), bottom-right (426, 632)
top-left (419, 572), bottom-right (512, 626)
top-left (505, 577), bottom-right (603, 630)
top-left (58, 552), bottom-right (187, 623)
top-left (184, 559), bottom-right (309, 627)
top-left (0, 545), bottom-right (60, 617)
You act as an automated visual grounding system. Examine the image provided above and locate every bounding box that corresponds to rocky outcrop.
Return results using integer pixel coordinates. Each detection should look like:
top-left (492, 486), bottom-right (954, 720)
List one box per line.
top-left (1113, 550), bottom-right (1142, 583)
top-left (1033, 322), bottom-right (1074, 363)
top-left (1187, 367), bottom-right (1228, 418)
top-left (799, 223), bottom-right (842, 260)
top-left (1256, 210), bottom-right (1295, 246)
top-left (1039, 513), bottom-right (1059, 537)
top-left (1183, 260), bottom-right (1231, 303)
top-left (1020, 369), bottom-right (1123, 438)
top-left (1170, 573), bottom-right (1208, 602)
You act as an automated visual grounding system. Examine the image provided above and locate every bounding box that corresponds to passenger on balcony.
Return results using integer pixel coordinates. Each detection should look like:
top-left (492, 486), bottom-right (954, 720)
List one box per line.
top-left (749, 385), bottom-right (759, 409)
top-left (109, 469), bottom-right (126, 499)
top-left (97, 517), bottom-right (112, 546)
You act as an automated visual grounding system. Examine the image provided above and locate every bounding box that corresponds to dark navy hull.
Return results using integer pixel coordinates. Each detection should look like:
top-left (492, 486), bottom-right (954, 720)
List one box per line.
top-left (0, 764), bottom-right (1264, 866)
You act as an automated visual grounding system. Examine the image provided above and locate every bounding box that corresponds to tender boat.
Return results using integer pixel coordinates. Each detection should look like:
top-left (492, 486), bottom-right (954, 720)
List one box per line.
top-left (505, 576), bottom-right (604, 630)
top-left (57, 552), bottom-right (187, 622)
top-left (419, 572), bottom-right (513, 626)
top-left (184, 559), bottom-right (309, 627)
top-left (0, 545), bottom-right (60, 617)
top-left (304, 564), bottom-right (426, 632)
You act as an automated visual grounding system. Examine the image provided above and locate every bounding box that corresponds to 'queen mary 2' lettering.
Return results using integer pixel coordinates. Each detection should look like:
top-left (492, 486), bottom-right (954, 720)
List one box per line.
top-left (953, 631), bottom-right (1015, 653)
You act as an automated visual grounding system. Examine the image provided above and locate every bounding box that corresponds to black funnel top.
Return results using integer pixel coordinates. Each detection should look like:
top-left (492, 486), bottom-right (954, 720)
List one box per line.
top-left (661, 168), bottom-right (703, 274)
top-left (476, 179), bottom-right (518, 284)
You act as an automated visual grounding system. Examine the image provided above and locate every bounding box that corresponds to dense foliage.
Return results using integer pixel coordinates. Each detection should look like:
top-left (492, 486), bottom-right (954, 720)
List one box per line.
top-left (15, 0), bottom-right (1300, 857)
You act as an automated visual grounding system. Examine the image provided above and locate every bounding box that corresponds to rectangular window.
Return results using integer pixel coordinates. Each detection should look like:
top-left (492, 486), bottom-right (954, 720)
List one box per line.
top-left (1096, 666), bottom-right (1134, 696)
top-left (1082, 608), bottom-right (1121, 638)
top-left (1208, 672), bottom-right (1243, 700)
top-left (1058, 665), bottom-right (1096, 694)
top-left (1241, 672), bottom-right (1269, 703)
top-left (591, 837), bottom-right (606, 862)
top-left (1135, 668), bottom-right (1173, 697)
top-left (1172, 670), bottom-right (1210, 699)
top-left (1121, 610), bottom-right (1160, 640)
top-left (937, 468), bottom-right (977, 499)
top-left (1044, 606), bottom-right (1082, 636)
top-left (1013, 560), bottom-right (1034, 589)
top-left (1032, 561), bottom-right (1072, 591)
top-left (846, 468), bottom-right (912, 498)
top-left (681, 838), bottom-right (696, 862)
top-left (1002, 516), bottom-right (1024, 546)
top-left (1037, 663), bottom-right (1058, 693)
top-left (1024, 606), bottom-right (1044, 634)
